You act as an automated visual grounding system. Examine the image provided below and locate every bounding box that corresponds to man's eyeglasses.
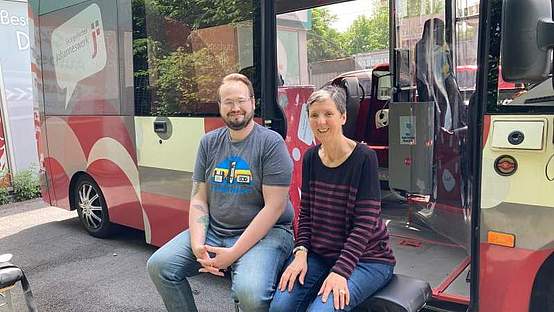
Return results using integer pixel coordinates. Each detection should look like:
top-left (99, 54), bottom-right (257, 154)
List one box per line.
top-left (220, 97), bottom-right (253, 107)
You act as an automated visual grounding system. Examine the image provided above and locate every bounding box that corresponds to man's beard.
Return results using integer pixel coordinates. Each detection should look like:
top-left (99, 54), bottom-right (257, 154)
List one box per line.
top-left (223, 111), bottom-right (254, 130)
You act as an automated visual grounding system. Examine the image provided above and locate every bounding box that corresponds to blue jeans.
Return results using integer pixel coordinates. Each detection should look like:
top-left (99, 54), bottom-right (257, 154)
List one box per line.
top-left (147, 226), bottom-right (293, 312)
top-left (270, 253), bottom-right (394, 312)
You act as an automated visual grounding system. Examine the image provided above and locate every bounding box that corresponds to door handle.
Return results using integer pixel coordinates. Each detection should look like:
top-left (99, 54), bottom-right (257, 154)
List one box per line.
top-left (153, 120), bottom-right (167, 133)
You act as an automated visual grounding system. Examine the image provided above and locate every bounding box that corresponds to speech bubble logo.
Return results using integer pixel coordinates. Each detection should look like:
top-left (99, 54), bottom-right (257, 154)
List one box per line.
top-left (51, 3), bottom-right (107, 109)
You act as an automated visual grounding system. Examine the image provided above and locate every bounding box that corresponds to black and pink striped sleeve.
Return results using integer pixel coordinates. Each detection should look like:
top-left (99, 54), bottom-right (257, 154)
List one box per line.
top-left (295, 149), bottom-right (313, 250)
top-left (332, 150), bottom-right (382, 279)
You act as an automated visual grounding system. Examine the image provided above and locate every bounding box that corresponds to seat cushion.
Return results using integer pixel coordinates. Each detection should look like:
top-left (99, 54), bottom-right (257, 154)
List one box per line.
top-left (0, 264), bottom-right (23, 289)
top-left (356, 274), bottom-right (432, 312)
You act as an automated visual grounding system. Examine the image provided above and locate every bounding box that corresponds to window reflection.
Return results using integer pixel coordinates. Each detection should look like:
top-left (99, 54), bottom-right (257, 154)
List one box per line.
top-left (132, 0), bottom-right (257, 116)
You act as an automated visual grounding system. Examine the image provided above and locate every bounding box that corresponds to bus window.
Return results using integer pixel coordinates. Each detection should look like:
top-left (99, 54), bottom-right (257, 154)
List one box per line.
top-left (39, 1), bottom-right (121, 115)
top-left (277, 1), bottom-right (387, 89)
top-left (390, 1), bottom-right (473, 304)
top-left (455, 0), bottom-right (479, 102)
top-left (456, 66), bottom-right (476, 91)
top-left (132, 1), bottom-right (257, 116)
top-left (276, 11), bottom-right (312, 86)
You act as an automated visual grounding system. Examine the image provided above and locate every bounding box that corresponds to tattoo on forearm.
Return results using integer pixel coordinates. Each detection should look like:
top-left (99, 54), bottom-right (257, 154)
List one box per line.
top-left (197, 215), bottom-right (209, 233)
top-left (191, 204), bottom-right (208, 214)
top-left (191, 182), bottom-right (200, 198)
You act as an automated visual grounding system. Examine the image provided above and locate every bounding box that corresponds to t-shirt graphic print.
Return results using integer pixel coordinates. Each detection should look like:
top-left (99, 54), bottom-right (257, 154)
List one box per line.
top-left (211, 156), bottom-right (253, 194)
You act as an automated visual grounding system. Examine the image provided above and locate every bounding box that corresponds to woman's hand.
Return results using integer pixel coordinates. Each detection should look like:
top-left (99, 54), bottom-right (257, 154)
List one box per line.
top-left (277, 251), bottom-right (308, 292)
top-left (318, 272), bottom-right (350, 310)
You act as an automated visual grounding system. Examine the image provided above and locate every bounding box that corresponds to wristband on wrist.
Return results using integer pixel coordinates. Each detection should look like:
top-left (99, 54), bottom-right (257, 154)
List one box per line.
top-left (293, 246), bottom-right (308, 255)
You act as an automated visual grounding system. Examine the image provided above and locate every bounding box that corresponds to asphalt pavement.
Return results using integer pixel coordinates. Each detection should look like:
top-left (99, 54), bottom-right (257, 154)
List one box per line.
top-left (0, 199), bottom-right (235, 312)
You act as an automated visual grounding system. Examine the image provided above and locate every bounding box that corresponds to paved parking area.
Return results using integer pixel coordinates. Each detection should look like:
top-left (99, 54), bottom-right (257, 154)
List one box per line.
top-left (0, 200), bottom-right (234, 312)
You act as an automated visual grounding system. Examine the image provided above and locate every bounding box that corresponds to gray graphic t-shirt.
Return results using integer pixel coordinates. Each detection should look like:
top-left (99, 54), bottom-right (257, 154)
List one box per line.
top-left (192, 124), bottom-right (294, 237)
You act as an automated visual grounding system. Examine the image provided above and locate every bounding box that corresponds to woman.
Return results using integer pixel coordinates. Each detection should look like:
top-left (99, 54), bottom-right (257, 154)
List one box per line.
top-left (270, 85), bottom-right (395, 312)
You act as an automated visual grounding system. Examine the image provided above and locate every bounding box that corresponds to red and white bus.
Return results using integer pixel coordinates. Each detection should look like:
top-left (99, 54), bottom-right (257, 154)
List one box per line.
top-left (29, 0), bottom-right (554, 311)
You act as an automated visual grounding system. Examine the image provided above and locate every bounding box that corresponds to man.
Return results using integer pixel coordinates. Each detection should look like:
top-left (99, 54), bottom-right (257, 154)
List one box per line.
top-left (147, 73), bottom-right (294, 312)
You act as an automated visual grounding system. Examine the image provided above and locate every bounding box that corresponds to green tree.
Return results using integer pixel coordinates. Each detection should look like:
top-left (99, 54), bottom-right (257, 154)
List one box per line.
top-left (151, 0), bottom-right (253, 29)
top-left (406, 0), bottom-right (444, 17)
top-left (307, 8), bottom-right (347, 63)
top-left (343, 3), bottom-right (389, 54)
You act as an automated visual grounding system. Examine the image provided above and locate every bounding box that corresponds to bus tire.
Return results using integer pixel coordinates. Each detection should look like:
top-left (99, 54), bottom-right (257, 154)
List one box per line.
top-left (73, 175), bottom-right (112, 238)
top-left (530, 253), bottom-right (554, 312)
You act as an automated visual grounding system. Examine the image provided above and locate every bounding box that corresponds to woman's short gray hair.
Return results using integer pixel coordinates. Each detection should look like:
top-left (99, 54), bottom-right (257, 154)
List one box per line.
top-left (306, 85), bottom-right (347, 114)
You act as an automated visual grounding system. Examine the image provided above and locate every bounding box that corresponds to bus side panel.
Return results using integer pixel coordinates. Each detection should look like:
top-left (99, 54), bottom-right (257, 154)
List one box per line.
top-left (44, 115), bottom-right (143, 231)
top-left (136, 110), bottom-right (299, 247)
top-left (479, 244), bottom-right (551, 311)
top-left (278, 85), bottom-right (315, 230)
top-left (141, 192), bottom-right (189, 247)
top-left (86, 159), bottom-right (142, 231)
top-left (135, 116), bottom-right (214, 246)
top-left (36, 1), bottom-right (147, 232)
top-left (479, 115), bottom-right (554, 311)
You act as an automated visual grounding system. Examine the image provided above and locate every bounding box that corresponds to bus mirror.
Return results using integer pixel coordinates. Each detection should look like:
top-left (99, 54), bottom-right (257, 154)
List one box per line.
top-left (501, 0), bottom-right (553, 82)
top-left (537, 18), bottom-right (554, 55)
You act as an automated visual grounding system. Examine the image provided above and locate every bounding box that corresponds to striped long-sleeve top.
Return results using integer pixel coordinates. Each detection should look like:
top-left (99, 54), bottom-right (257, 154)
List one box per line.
top-left (295, 143), bottom-right (395, 279)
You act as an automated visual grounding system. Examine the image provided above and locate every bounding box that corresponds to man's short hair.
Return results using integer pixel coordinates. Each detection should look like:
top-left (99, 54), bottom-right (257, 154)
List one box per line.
top-left (306, 84), bottom-right (347, 114)
top-left (218, 73), bottom-right (255, 100)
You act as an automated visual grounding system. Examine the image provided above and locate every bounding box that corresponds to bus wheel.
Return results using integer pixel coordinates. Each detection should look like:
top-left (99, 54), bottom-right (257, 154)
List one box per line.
top-left (74, 176), bottom-right (112, 238)
top-left (530, 254), bottom-right (554, 312)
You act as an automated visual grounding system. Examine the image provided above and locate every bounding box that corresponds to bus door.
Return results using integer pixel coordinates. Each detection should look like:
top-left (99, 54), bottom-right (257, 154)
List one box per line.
top-left (275, 0), bottom-right (472, 308)
top-left (476, 1), bottom-right (554, 310)
top-left (388, 0), bottom-right (477, 305)
top-left (130, 1), bottom-right (263, 246)
top-left (389, 0), bottom-right (474, 248)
